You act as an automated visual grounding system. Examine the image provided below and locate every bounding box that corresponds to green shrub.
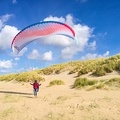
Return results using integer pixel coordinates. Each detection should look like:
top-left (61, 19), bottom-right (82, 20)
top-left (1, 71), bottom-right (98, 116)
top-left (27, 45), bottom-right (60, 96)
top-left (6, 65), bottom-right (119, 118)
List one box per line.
top-left (0, 71), bottom-right (45, 82)
top-left (115, 61), bottom-right (120, 71)
top-left (68, 67), bottom-right (81, 74)
top-left (55, 70), bottom-right (61, 74)
top-left (88, 82), bottom-right (105, 90)
top-left (95, 83), bottom-right (105, 89)
top-left (73, 78), bottom-right (98, 88)
top-left (78, 68), bottom-right (89, 76)
top-left (104, 65), bottom-right (113, 73)
top-left (49, 80), bottom-right (65, 86)
top-left (105, 78), bottom-right (120, 87)
top-left (68, 70), bottom-right (76, 74)
top-left (35, 70), bottom-right (43, 74)
top-left (42, 68), bottom-right (53, 75)
top-left (0, 74), bottom-right (18, 81)
top-left (93, 67), bottom-right (106, 76)
top-left (88, 78), bottom-right (120, 90)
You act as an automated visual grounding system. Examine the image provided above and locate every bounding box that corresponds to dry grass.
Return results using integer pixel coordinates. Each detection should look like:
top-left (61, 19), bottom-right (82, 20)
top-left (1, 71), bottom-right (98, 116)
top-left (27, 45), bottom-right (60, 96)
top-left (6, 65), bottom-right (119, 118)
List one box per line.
top-left (0, 71), bottom-right (45, 82)
top-left (72, 77), bottom-right (120, 91)
top-left (1, 54), bottom-right (120, 82)
top-left (48, 80), bottom-right (65, 87)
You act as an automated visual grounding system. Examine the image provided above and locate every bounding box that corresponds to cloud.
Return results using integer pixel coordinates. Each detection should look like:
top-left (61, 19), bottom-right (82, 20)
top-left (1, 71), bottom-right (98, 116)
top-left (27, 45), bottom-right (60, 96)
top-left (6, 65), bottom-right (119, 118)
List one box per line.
top-left (28, 49), bottom-right (40, 59)
top-left (42, 14), bottom-right (95, 59)
top-left (12, 0), bottom-right (17, 4)
top-left (43, 15), bottom-right (65, 23)
top-left (87, 41), bottom-right (96, 50)
top-left (73, 23), bottom-right (94, 49)
top-left (80, 51), bottom-right (110, 60)
top-left (42, 51), bottom-right (53, 61)
top-left (0, 69), bottom-right (8, 73)
top-left (26, 67), bottom-right (38, 71)
top-left (61, 46), bottom-right (78, 59)
top-left (103, 51), bottom-right (109, 57)
top-left (28, 49), bottom-right (53, 61)
top-left (60, 16), bottom-right (94, 59)
top-left (0, 25), bottom-right (19, 51)
top-left (0, 14), bottom-right (13, 29)
top-left (0, 60), bottom-right (13, 69)
top-left (0, 14), bottom-right (19, 53)
top-left (14, 57), bottom-right (20, 61)
top-left (44, 14), bottom-right (75, 27)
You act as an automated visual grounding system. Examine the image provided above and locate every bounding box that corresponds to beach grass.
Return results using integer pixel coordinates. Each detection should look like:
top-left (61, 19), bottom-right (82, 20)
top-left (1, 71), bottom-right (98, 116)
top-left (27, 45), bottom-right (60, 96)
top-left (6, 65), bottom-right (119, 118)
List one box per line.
top-left (48, 80), bottom-right (65, 87)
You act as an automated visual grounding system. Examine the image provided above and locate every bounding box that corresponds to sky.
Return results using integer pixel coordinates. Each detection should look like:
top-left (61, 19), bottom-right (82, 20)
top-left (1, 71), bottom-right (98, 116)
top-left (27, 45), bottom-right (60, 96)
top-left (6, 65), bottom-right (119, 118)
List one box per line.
top-left (0, 0), bottom-right (120, 74)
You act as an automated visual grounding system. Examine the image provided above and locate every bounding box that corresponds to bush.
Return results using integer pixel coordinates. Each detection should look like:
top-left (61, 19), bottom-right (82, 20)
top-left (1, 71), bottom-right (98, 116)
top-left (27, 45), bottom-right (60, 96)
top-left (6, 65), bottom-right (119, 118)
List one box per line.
top-left (68, 67), bottom-right (81, 74)
top-left (15, 71), bottom-right (45, 82)
top-left (68, 70), bottom-right (76, 74)
top-left (0, 71), bottom-right (45, 82)
top-left (104, 65), bottom-right (113, 73)
top-left (93, 67), bottom-right (106, 76)
top-left (115, 61), bottom-right (120, 71)
top-left (73, 78), bottom-right (98, 88)
top-left (78, 68), bottom-right (89, 76)
top-left (95, 83), bottom-right (105, 89)
top-left (105, 78), bottom-right (120, 87)
top-left (48, 80), bottom-right (65, 86)
top-left (42, 68), bottom-right (53, 75)
top-left (55, 70), bottom-right (61, 74)
top-left (88, 77), bottom-right (120, 90)
top-left (0, 74), bottom-right (18, 81)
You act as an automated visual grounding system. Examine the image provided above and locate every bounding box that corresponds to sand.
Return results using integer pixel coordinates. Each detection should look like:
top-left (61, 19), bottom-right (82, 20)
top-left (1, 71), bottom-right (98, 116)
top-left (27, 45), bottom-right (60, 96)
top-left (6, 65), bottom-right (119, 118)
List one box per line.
top-left (0, 71), bottom-right (120, 120)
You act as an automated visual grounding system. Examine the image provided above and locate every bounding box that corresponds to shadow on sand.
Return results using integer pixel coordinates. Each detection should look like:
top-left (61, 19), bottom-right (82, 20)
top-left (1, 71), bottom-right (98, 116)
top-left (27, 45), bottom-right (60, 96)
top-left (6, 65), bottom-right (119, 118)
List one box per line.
top-left (0, 90), bottom-right (33, 96)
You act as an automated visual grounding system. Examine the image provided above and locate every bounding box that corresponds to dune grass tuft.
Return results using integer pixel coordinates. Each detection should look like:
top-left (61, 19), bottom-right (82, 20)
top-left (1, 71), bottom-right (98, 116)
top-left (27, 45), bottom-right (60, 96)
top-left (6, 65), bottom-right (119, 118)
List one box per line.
top-left (105, 77), bottom-right (120, 87)
top-left (0, 71), bottom-right (45, 82)
top-left (48, 80), bottom-right (65, 86)
top-left (87, 77), bottom-right (120, 90)
top-left (72, 78), bottom-right (98, 88)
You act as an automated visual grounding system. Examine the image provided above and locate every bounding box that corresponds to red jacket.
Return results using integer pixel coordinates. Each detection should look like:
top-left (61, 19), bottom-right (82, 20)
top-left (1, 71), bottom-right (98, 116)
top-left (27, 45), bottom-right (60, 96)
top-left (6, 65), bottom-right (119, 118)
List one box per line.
top-left (31, 82), bottom-right (41, 89)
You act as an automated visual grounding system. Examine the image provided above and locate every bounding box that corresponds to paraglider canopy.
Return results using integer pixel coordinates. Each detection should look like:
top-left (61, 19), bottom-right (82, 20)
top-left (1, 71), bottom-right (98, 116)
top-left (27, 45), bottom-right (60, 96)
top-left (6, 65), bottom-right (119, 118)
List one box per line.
top-left (11, 21), bottom-right (76, 54)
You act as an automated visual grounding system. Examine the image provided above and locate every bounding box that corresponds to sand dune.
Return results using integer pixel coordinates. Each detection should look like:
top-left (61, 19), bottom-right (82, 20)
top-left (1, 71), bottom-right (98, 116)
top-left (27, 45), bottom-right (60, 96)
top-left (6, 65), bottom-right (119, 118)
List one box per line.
top-left (0, 71), bottom-right (120, 120)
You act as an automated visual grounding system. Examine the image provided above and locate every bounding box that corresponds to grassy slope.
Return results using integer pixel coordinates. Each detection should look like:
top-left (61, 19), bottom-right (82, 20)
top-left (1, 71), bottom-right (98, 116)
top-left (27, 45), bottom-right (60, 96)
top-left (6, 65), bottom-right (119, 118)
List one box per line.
top-left (0, 54), bottom-right (120, 83)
